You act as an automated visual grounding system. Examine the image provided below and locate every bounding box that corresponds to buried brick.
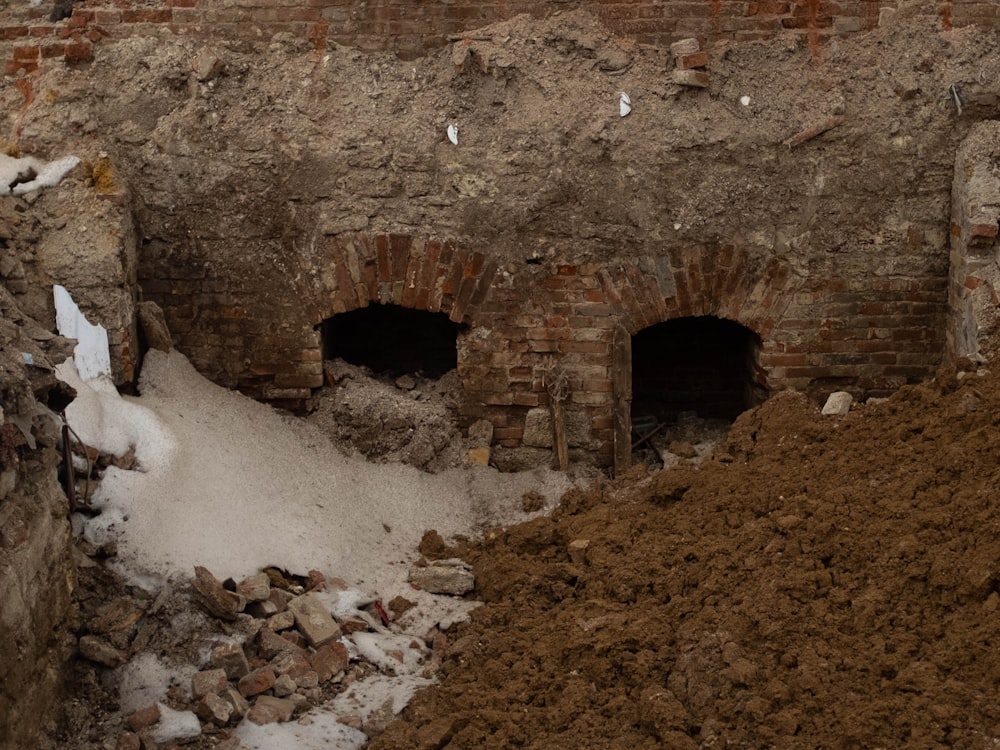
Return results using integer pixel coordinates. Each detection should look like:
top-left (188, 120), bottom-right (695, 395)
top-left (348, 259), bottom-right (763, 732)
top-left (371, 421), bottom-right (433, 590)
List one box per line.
top-left (287, 592), bottom-right (342, 647)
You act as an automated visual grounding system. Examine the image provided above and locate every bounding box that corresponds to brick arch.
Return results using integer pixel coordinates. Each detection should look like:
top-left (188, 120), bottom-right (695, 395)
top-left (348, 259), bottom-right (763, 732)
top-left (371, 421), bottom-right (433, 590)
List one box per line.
top-left (316, 232), bottom-right (499, 324)
top-left (597, 245), bottom-right (799, 336)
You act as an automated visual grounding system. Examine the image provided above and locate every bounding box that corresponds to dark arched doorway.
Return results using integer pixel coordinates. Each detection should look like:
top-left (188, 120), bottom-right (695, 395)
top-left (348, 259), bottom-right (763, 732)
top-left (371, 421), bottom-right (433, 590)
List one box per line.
top-left (320, 304), bottom-right (462, 378)
top-left (631, 316), bottom-right (764, 427)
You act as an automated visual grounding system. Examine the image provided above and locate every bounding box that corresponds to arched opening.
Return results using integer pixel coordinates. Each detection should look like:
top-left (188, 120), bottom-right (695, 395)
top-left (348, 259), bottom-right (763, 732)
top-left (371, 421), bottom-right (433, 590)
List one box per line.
top-left (320, 304), bottom-right (462, 378)
top-left (631, 316), bottom-right (764, 428)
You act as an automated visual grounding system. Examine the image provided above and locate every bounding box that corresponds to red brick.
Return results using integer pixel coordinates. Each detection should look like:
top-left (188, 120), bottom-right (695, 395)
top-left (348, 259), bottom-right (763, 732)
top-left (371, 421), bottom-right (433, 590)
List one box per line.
top-left (28, 25), bottom-right (57, 37)
top-left (68, 9), bottom-right (93, 27)
top-left (13, 45), bottom-right (40, 61)
top-left (676, 50), bottom-right (709, 69)
top-left (0, 27), bottom-right (30, 40)
top-left (493, 427), bottom-right (524, 441)
top-left (40, 42), bottom-right (64, 58)
top-left (63, 41), bottom-right (93, 62)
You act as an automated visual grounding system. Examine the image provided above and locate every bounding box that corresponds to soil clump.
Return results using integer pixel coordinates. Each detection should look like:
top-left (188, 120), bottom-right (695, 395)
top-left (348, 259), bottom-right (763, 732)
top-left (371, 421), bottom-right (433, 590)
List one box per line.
top-left (373, 360), bottom-right (1000, 749)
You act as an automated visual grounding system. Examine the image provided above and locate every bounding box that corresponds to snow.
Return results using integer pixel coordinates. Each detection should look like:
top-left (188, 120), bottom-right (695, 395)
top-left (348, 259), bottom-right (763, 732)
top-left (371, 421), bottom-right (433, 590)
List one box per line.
top-left (0, 154), bottom-right (79, 196)
top-left (55, 295), bottom-right (578, 748)
top-left (152, 704), bottom-right (201, 743)
top-left (53, 285), bottom-right (112, 382)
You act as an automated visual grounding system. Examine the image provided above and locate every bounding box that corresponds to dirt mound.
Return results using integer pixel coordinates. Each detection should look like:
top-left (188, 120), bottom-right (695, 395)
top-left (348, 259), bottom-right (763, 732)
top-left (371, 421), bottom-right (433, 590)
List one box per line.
top-left (372, 362), bottom-right (1000, 749)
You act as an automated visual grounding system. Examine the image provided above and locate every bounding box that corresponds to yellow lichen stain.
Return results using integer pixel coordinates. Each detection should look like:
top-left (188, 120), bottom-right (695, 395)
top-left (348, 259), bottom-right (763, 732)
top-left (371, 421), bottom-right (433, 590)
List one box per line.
top-left (0, 140), bottom-right (21, 157)
top-left (91, 157), bottom-right (118, 194)
top-left (43, 89), bottom-right (58, 105)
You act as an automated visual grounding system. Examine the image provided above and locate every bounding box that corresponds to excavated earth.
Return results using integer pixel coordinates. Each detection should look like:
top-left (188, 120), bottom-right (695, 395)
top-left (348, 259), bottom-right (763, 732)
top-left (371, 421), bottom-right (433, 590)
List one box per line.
top-left (372, 358), bottom-right (1000, 750)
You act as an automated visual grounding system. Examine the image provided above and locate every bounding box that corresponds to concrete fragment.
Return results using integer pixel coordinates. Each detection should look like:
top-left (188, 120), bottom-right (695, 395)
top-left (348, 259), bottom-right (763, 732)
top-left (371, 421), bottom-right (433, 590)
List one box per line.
top-left (672, 70), bottom-right (710, 88)
top-left (273, 673), bottom-right (296, 697)
top-left (821, 391), bottom-right (854, 415)
top-left (287, 592), bottom-right (341, 647)
top-left (408, 560), bottom-right (475, 596)
top-left (312, 641), bottom-right (350, 683)
top-left (192, 566), bottom-right (243, 621)
top-left (191, 668), bottom-right (228, 699)
top-left (194, 692), bottom-right (233, 726)
top-left (78, 635), bottom-right (125, 667)
top-left (237, 666), bottom-right (276, 698)
top-left (236, 572), bottom-right (270, 602)
top-left (247, 695), bottom-right (295, 725)
top-left (670, 37), bottom-right (700, 56)
top-left (208, 641), bottom-right (250, 680)
top-left (137, 301), bottom-right (172, 352)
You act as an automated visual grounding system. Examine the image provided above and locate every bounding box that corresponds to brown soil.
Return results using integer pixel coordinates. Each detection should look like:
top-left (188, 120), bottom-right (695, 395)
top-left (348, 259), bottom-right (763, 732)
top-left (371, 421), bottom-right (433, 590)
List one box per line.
top-left (372, 360), bottom-right (1000, 750)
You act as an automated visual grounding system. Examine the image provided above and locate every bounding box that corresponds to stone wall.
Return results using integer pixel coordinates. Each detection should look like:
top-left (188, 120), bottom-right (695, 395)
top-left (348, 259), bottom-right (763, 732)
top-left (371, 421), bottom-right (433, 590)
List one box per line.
top-left (3, 0), bottom-right (1000, 74)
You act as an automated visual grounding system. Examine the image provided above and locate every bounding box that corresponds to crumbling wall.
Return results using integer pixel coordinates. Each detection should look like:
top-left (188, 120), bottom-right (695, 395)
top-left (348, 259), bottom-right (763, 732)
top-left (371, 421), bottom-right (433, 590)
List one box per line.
top-left (0, 273), bottom-right (76, 750)
top-left (947, 120), bottom-right (1000, 362)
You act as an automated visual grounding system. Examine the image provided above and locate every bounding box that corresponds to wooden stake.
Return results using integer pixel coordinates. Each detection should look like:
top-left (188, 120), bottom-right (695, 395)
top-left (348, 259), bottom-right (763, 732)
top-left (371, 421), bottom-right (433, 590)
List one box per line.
top-left (612, 322), bottom-right (632, 477)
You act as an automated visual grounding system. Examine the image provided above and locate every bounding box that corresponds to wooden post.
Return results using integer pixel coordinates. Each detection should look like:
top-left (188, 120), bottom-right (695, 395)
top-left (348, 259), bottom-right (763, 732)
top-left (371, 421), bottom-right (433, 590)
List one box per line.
top-left (612, 322), bottom-right (632, 477)
top-left (545, 360), bottom-right (570, 472)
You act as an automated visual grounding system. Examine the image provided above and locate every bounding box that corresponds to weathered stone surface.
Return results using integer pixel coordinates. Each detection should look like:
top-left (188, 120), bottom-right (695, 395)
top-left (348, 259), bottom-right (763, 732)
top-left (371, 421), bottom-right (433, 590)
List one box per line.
top-left (672, 69), bottom-right (710, 88)
top-left (236, 572), bottom-right (271, 602)
top-left (467, 418), bottom-right (494, 447)
top-left (295, 670), bottom-right (320, 690)
top-left (271, 650), bottom-right (312, 679)
top-left (408, 560), bottom-right (475, 596)
top-left (126, 704), bottom-right (161, 732)
top-left (287, 592), bottom-right (341, 647)
top-left (466, 446), bottom-right (490, 465)
top-left (273, 673), bottom-right (296, 697)
top-left (522, 407), bottom-right (590, 448)
top-left (193, 46), bottom-right (224, 82)
top-left (247, 695), bottom-right (295, 725)
top-left (79, 634), bottom-right (125, 667)
top-left (208, 641), bottom-right (250, 679)
top-left (195, 692), bottom-right (233, 726)
top-left (670, 37), bottom-right (700, 56)
top-left (822, 391), bottom-right (854, 415)
top-left (116, 731), bottom-right (141, 750)
top-left (237, 666), bottom-right (276, 698)
top-left (568, 539), bottom-right (590, 565)
top-left (312, 641), bottom-right (350, 683)
top-left (267, 610), bottom-right (295, 632)
top-left (220, 686), bottom-right (249, 720)
top-left (137, 301), bottom-right (172, 352)
top-left (192, 566), bottom-right (243, 621)
top-left (259, 628), bottom-right (307, 660)
top-left (192, 668), bottom-right (229, 699)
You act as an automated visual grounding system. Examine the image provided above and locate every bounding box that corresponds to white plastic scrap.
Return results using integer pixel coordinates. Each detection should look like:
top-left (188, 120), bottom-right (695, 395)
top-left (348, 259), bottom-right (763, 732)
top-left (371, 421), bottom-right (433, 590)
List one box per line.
top-left (446, 124), bottom-right (459, 145)
top-left (740, 95), bottom-right (751, 107)
top-left (53, 285), bottom-right (111, 382)
top-left (619, 92), bottom-right (632, 117)
top-left (0, 154), bottom-right (80, 196)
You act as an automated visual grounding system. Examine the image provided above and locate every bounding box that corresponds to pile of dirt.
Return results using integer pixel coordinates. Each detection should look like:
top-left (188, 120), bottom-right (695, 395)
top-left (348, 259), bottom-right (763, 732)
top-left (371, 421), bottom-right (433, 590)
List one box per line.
top-left (307, 360), bottom-right (468, 472)
top-left (372, 359), bottom-right (1000, 749)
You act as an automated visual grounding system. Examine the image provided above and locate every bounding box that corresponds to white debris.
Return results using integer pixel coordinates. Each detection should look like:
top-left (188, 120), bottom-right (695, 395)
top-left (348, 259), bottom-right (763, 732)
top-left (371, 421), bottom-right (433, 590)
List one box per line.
top-left (151, 704), bottom-right (201, 743)
top-left (53, 285), bottom-right (111, 382)
top-left (234, 706), bottom-right (367, 749)
top-left (446, 124), bottom-right (459, 145)
top-left (0, 154), bottom-right (79, 196)
top-left (740, 95), bottom-right (751, 106)
top-left (822, 391), bottom-right (854, 415)
top-left (619, 92), bottom-right (632, 117)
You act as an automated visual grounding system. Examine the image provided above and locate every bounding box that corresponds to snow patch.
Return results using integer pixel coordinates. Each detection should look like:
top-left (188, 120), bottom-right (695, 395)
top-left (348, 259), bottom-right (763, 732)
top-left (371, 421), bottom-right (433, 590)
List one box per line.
top-left (53, 285), bottom-right (111, 382)
top-left (0, 154), bottom-right (79, 196)
top-left (152, 704), bottom-right (201, 743)
top-left (234, 708), bottom-right (367, 749)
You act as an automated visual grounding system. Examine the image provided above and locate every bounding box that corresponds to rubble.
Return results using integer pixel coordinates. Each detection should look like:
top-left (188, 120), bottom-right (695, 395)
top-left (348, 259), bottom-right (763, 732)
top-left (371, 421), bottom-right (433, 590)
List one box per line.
top-left (408, 559), bottom-right (476, 596)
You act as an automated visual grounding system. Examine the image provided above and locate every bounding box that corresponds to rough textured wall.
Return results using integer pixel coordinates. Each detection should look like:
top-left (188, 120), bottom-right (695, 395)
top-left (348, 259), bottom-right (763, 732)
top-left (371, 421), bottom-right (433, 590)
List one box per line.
top-left (4, 7), bottom-right (1000, 463)
top-left (0, 278), bottom-right (75, 750)
top-left (2, 0), bottom-right (999, 73)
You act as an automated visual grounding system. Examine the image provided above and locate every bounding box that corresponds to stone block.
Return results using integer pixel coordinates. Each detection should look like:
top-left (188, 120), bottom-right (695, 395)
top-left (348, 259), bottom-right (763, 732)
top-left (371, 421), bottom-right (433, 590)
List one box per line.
top-left (670, 37), bottom-right (700, 56)
top-left (191, 668), bottom-right (229, 699)
top-left (220, 686), bottom-right (249, 720)
top-left (208, 642), bottom-right (250, 680)
top-left (821, 391), bottom-right (853, 415)
top-left (195, 692), bottom-right (233, 726)
top-left (126, 704), bottom-right (160, 732)
top-left (676, 51), bottom-right (708, 69)
top-left (137, 301), bottom-right (172, 352)
top-left (236, 572), bottom-right (270, 602)
top-left (78, 635), bottom-right (125, 667)
top-left (466, 447), bottom-right (490, 465)
top-left (568, 539), bottom-right (590, 565)
top-left (237, 667), bottom-right (275, 698)
top-left (273, 673), bottom-right (296, 697)
top-left (287, 592), bottom-right (341, 647)
top-left (267, 610), bottom-right (295, 632)
top-left (247, 695), bottom-right (295, 725)
top-left (311, 641), bottom-right (350, 682)
top-left (522, 407), bottom-right (592, 448)
top-left (408, 560), bottom-right (475, 596)
top-left (467, 418), bottom-right (494, 447)
top-left (672, 70), bottom-right (710, 88)
top-left (192, 566), bottom-right (243, 621)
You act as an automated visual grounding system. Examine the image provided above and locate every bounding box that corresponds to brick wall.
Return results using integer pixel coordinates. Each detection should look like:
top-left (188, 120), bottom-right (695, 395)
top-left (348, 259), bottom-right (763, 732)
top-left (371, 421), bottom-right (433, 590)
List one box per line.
top-left (138, 230), bottom-right (949, 465)
top-left (4, 0), bottom-right (1000, 74)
